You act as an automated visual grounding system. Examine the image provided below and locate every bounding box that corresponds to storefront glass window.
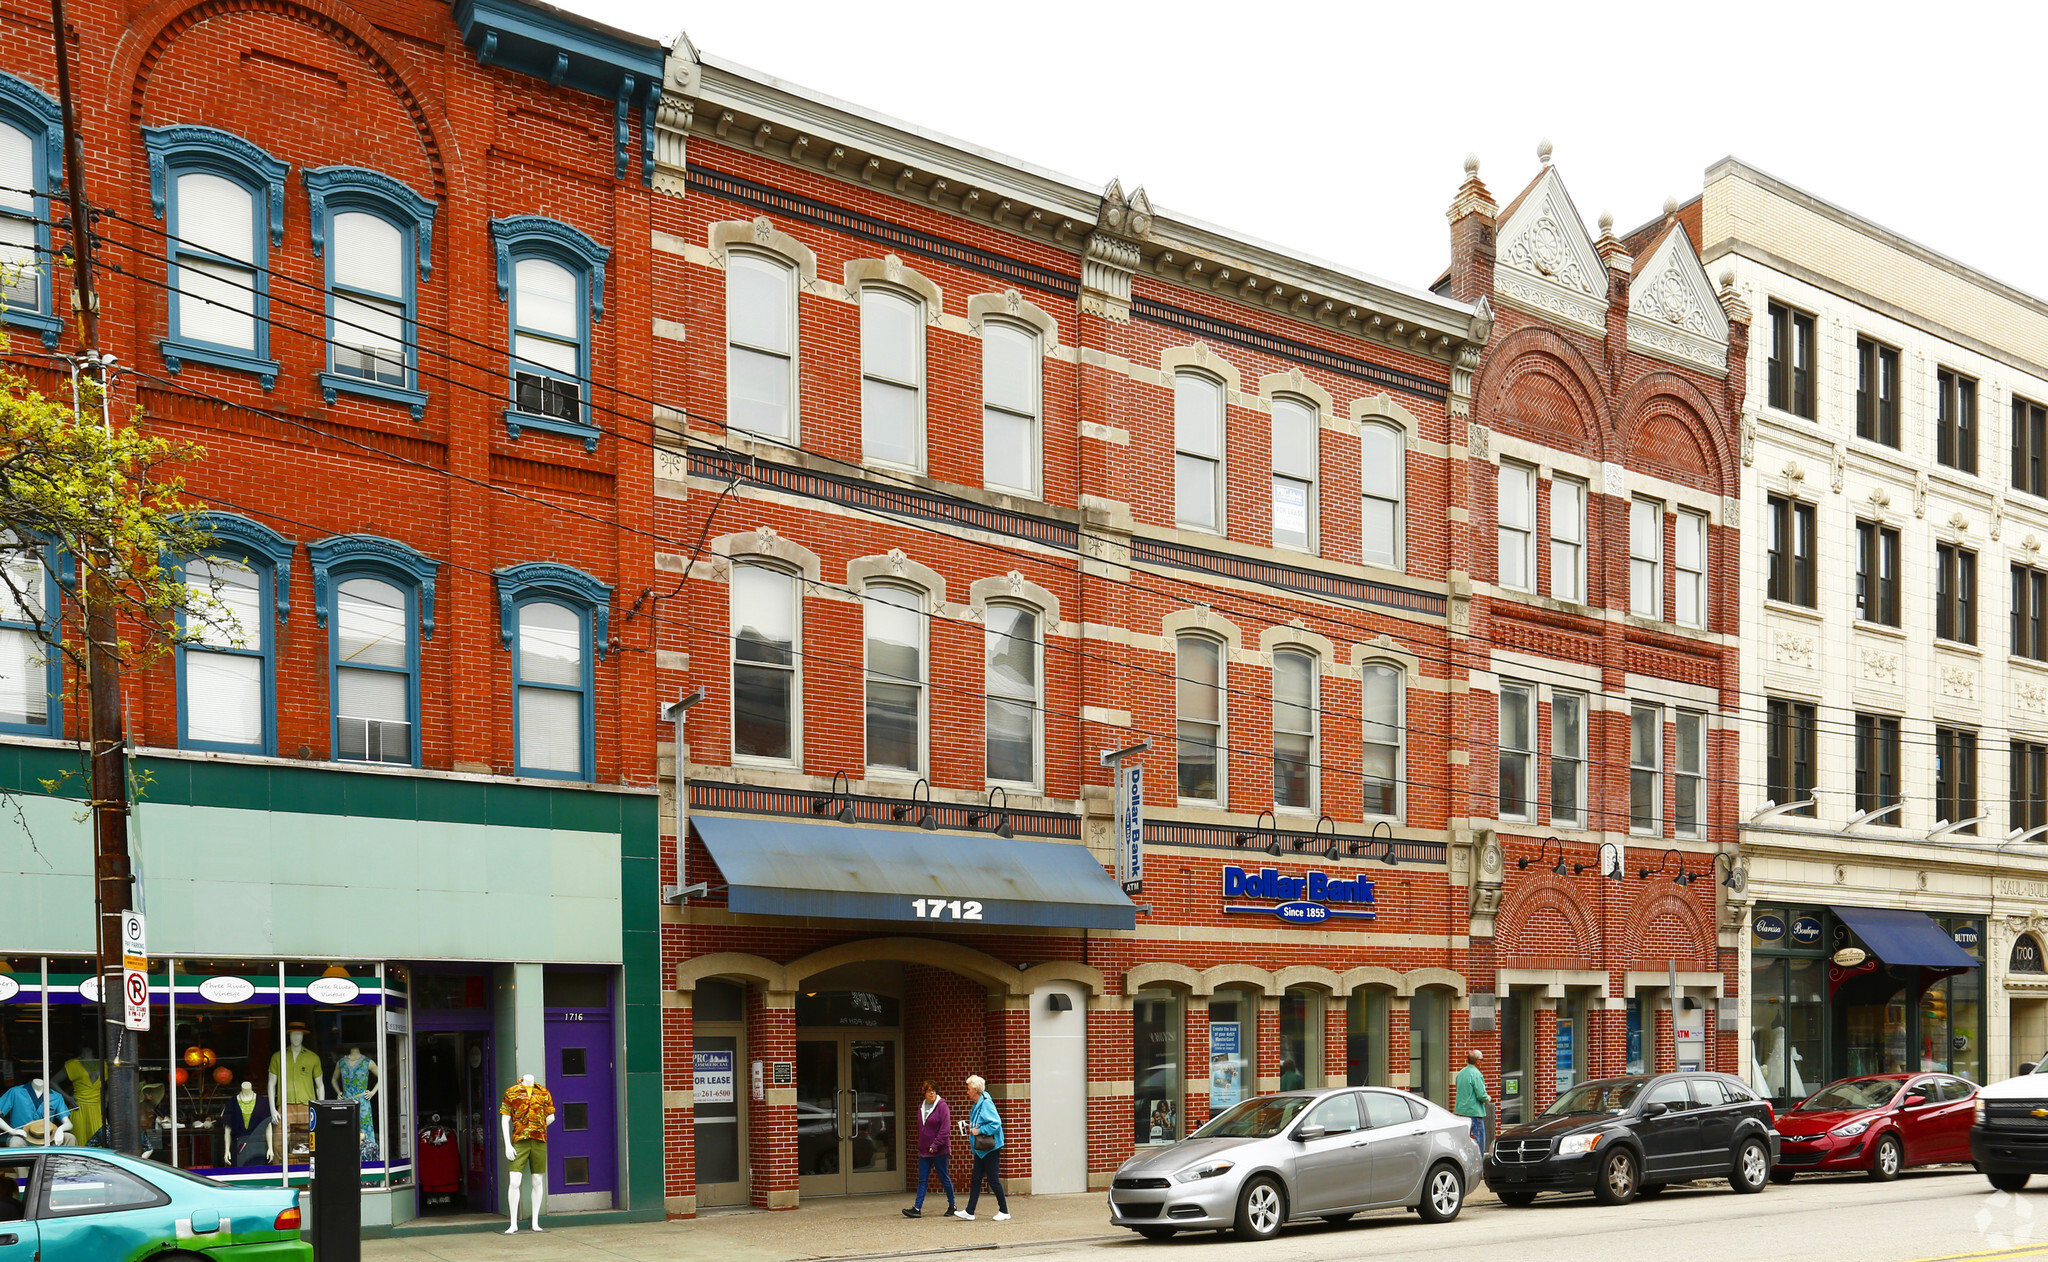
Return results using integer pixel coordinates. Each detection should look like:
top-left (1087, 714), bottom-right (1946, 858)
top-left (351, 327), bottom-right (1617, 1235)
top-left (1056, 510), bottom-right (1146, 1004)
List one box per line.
top-left (1133, 989), bottom-right (1182, 1145)
top-left (1346, 990), bottom-right (1388, 1086)
top-left (1409, 990), bottom-right (1447, 1105)
top-left (1206, 990), bottom-right (1253, 1115)
top-left (1749, 955), bottom-right (1824, 1105)
top-left (693, 979), bottom-right (744, 1199)
top-left (1278, 988), bottom-right (1318, 1090)
top-left (1500, 992), bottom-right (1526, 1124)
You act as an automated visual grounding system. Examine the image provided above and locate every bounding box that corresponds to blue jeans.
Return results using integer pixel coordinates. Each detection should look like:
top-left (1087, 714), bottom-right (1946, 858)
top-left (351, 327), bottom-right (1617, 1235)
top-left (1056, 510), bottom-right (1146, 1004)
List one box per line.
top-left (965, 1149), bottom-right (1007, 1214)
top-left (913, 1155), bottom-right (955, 1210)
top-left (1467, 1115), bottom-right (1488, 1149)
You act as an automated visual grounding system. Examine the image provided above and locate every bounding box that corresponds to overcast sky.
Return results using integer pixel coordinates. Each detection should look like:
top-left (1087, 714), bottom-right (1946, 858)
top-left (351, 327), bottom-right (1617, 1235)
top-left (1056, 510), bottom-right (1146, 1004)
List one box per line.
top-left (576, 0), bottom-right (2048, 301)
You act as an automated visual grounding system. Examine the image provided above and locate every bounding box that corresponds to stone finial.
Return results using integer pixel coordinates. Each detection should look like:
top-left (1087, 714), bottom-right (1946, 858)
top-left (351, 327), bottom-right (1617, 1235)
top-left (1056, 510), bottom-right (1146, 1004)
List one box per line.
top-left (1464, 152), bottom-right (1480, 177)
top-left (1597, 210), bottom-right (1614, 233)
top-left (1716, 268), bottom-right (1751, 324)
top-left (1663, 195), bottom-right (1680, 217)
top-left (1536, 138), bottom-right (1553, 165)
top-left (1720, 269), bottom-right (1736, 289)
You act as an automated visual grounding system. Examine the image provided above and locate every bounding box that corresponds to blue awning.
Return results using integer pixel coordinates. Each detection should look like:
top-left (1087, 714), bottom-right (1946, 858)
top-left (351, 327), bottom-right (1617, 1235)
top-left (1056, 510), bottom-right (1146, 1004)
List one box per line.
top-left (691, 815), bottom-right (1136, 930)
top-left (1829, 906), bottom-right (1978, 970)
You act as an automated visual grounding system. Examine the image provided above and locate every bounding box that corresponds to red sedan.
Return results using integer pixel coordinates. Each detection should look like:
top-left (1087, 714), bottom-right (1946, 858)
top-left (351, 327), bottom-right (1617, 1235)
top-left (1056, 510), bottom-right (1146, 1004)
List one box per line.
top-left (1772, 1073), bottom-right (1978, 1182)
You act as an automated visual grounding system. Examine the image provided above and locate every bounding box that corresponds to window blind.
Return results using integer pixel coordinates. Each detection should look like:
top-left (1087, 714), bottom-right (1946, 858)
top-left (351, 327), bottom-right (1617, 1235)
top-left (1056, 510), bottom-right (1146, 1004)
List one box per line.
top-left (177, 172), bottom-right (255, 263)
top-left (178, 258), bottom-right (257, 349)
top-left (515, 258), bottom-right (577, 338)
top-left (518, 601), bottom-right (582, 685)
top-left (187, 559), bottom-right (262, 650)
top-left (338, 578), bottom-right (407, 666)
top-left (0, 627), bottom-right (48, 726)
top-left (518, 686), bottom-right (581, 772)
top-left (0, 126), bottom-right (31, 215)
top-left (186, 650), bottom-right (261, 746)
top-left (333, 212), bottom-right (402, 298)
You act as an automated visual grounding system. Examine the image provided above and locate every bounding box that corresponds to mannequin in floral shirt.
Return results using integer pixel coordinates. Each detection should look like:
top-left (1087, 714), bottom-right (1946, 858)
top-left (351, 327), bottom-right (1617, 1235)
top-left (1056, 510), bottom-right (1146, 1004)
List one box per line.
top-left (499, 1075), bottom-right (556, 1233)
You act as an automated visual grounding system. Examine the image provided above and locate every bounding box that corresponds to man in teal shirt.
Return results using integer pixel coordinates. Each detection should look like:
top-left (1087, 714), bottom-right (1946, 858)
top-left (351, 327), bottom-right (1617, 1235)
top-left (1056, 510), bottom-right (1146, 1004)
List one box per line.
top-left (1453, 1048), bottom-right (1491, 1149)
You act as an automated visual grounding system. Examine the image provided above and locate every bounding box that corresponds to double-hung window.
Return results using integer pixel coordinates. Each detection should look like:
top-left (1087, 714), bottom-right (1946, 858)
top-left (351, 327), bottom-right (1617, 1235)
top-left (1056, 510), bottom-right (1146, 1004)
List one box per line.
top-left (1498, 682), bottom-right (1533, 820)
top-left (861, 288), bottom-right (924, 469)
top-left (178, 517), bottom-right (293, 755)
top-left (492, 216), bottom-right (608, 449)
top-left (1629, 702), bottom-right (1662, 834)
top-left (1496, 462), bottom-right (1535, 591)
top-left (2016, 397), bottom-right (2048, 499)
top-left (1937, 368), bottom-right (1978, 474)
top-left (1675, 510), bottom-right (1708, 628)
top-left (305, 167), bottom-right (435, 417)
top-left (496, 562), bottom-right (611, 781)
top-left (727, 251), bottom-right (795, 439)
top-left (864, 584), bottom-right (925, 775)
top-left (2015, 564), bottom-right (2048, 661)
top-left (146, 126), bottom-right (289, 384)
top-left (1767, 301), bottom-right (1816, 418)
top-left (1675, 711), bottom-right (1706, 839)
top-left (1766, 494), bottom-right (1816, 606)
top-left (1935, 727), bottom-right (1978, 834)
top-left (1360, 424), bottom-right (1404, 568)
top-left (1766, 698), bottom-right (1816, 815)
top-left (1936, 543), bottom-right (1977, 645)
top-left (1855, 336), bottom-right (1900, 447)
top-left (0, 75), bottom-right (61, 348)
top-left (311, 536), bottom-right (436, 766)
top-left (1856, 520), bottom-right (1900, 626)
top-left (985, 603), bottom-right (1040, 788)
top-left (1854, 713), bottom-right (1901, 821)
top-left (982, 322), bottom-right (1040, 495)
top-left (1270, 397), bottom-right (1317, 552)
top-left (1630, 498), bottom-right (1663, 619)
top-left (1271, 649), bottom-right (1316, 811)
top-left (1361, 664), bottom-right (1402, 819)
top-left (1176, 635), bottom-right (1224, 803)
top-left (1549, 477), bottom-right (1585, 602)
top-left (1175, 373), bottom-right (1226, 532)
top-left (2014, 741), bottom-right (2048, 837)
top-left (1549, 690), bottom-right (1585, 828)
top-left (0, 532), bottom-right (56, 734)
top-left (731, 563), bottom-right (798, 763)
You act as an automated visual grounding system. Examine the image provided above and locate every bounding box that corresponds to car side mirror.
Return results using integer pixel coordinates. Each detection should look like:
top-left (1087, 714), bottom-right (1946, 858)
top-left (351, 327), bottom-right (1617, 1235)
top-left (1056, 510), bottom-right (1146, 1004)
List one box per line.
top-left (1295, 1124), bottom-right (1326, 1143)
top-left (2023, 1063), bottom-right (2039, 1077)
top-left (1903, 1093), bottom-right (1928, 1107)
top-left (1641, 1102), bottom-right (1669, 1118)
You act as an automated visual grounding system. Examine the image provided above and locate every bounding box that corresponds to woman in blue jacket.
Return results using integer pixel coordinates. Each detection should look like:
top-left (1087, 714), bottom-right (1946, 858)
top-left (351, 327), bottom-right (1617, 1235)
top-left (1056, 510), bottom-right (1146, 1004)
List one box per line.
top-left (954, 1074), bottom-right (1009, 1220)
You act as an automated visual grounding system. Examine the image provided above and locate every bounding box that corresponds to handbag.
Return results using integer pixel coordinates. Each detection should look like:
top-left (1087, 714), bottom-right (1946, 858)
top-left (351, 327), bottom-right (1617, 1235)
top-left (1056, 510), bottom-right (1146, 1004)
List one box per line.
top-left (972, 1132), bottom-right (997, 1153)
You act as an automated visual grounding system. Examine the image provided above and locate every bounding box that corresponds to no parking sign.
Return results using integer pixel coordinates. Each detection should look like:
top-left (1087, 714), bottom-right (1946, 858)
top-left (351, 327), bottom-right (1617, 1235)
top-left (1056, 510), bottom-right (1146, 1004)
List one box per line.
top-left (120, 911), bottom-right (149, 1032)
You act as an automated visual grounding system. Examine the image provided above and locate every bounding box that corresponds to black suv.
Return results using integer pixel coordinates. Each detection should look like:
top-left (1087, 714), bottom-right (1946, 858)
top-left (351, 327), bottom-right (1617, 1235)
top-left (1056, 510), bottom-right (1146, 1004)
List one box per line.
top-left (1486, 1072), bottom-right (1778, 1206)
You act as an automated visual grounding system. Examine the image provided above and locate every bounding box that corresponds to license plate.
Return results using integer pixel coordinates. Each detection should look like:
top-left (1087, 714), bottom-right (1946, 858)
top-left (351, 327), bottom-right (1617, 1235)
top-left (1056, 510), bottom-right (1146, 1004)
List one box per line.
top-left (1501, 1170), bottom-right (1527, 1182)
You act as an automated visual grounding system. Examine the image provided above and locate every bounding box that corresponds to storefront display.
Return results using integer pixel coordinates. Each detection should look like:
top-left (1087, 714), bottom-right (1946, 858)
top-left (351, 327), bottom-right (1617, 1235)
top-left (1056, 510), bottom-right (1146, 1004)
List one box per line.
top-left (1132, 990), bottom-right (1182, 1145)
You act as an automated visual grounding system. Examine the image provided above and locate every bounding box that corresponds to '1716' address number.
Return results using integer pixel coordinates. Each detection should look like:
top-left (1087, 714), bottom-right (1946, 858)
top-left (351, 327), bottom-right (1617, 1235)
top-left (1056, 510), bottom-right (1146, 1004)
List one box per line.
top-left (912, 899), bottom-right (984, 920)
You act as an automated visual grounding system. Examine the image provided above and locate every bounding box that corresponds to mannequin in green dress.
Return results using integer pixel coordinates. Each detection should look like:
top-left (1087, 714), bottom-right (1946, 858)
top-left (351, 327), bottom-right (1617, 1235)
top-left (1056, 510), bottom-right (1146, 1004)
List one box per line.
top-left (63, 1048), bottom-right (103, 1147)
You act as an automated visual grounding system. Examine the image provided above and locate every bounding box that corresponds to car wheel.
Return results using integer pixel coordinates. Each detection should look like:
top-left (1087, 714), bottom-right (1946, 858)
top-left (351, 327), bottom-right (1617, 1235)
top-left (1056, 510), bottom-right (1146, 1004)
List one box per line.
top-left (1233, 1176), bottom-right (1286, 1242)
top-left (1417, 1162), bottom-right (1465, 1223)
top-left (1731, 1139), bottom-right (1770, 1194)
top-left (1320, 1213), bottom-right (1355, 1224)
top-left (1868, 1134), bottom-right (1902, 1182)
top-left (1990, 1171), bottom-right (2032, 1192)
top-left (1135, 1226), bottom-right (1177, 1241)
top-left (1593, 1148), bottom-right (1640, 1205)
top-left (1770, 1169), bottom-right (1796, 1185)
top-left (1495, 1189), bottom-right (1538, 1207)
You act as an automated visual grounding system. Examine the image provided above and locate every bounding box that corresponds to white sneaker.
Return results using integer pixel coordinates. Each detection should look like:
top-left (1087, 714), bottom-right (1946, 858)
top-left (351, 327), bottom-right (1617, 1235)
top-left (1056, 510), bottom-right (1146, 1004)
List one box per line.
top-left (993, 1212), bottom-right (1011, 1221)
top-left (953, 1209), bottom-right (974, 1220)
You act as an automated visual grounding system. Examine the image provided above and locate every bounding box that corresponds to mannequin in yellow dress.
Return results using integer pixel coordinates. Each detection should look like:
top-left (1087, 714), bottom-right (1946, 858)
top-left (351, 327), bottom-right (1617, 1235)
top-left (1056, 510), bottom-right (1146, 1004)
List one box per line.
top-left (63, 1048), bottom-right (103, 1147)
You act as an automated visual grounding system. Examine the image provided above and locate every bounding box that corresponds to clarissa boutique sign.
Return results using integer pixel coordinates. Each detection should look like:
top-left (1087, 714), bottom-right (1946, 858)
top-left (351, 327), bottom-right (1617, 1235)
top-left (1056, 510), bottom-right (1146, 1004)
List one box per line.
top-left (1220, 866), bottom-right (1376, 925)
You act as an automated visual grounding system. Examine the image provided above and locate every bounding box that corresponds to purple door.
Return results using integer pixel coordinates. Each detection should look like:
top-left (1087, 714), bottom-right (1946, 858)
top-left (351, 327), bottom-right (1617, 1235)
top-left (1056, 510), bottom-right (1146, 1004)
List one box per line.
top-left (544, 1010), bottom-right (616, 1201)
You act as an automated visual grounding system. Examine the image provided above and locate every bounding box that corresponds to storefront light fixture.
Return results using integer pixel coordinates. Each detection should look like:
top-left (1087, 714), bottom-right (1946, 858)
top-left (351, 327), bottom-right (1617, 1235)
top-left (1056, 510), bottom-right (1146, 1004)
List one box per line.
top-left (1638, 849), bottom-right (1692, 884)
top-left (889, 778), bottom-right (938, 830)
top-left (1371, 820), bottom-right (1399, 867)
top-left (1519, 837), bottom-right (1568, 876)
top-left (967, 787), bottom-right (1015, 839)
top-left (1316, 815), bottom-right (1340, 862)
top-left (1713, 852), bottom-right (1742, 889)
top-left (811, 771), bottom-right (857, 823)
top-left (1234, 810), bottom-right (1279, 855)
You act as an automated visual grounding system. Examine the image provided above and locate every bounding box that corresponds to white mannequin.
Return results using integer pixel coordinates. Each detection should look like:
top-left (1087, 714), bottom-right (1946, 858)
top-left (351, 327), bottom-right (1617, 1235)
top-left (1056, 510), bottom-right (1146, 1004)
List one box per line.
top-left (501, 1073), bottom-right (555, 1234)
top-left (0, 1079), bottom-right (74, 1147)
top-left (230, 1081), bottom-right (275, 1164)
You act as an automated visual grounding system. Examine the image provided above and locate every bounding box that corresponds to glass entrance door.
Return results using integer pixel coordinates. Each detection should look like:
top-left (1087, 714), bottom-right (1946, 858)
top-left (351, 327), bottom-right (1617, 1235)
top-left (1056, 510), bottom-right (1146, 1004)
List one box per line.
top-left (796, 1034), bottom-right (900, 1196)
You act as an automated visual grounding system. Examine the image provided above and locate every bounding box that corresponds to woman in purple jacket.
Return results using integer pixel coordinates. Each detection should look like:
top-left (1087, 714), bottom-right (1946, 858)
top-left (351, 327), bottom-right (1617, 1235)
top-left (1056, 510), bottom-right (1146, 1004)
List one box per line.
top-left (903, 1080), bottom-right (956, 1217)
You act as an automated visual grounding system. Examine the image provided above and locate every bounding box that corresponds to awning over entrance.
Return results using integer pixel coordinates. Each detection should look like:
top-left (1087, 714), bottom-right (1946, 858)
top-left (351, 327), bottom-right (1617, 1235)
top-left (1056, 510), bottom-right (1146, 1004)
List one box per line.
top-left (691, 815), bottom-right (1137, 930)
top-left (1829, 905), bottom-right (1977, 969)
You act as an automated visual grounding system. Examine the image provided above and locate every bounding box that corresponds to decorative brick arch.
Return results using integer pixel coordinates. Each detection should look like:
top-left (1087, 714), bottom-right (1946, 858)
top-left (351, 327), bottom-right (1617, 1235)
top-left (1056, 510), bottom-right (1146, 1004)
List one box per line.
top-left (1623, 888), bottom-right (1717, 971)
top-left (1494, 872), bottom-right (1596, 969)
top-left (115, 0), bottom-right (452, 199)
top-left (1615, 371), bottom-right (1735, 497)
top-left (1475, 326), bottom-right (1612, 461)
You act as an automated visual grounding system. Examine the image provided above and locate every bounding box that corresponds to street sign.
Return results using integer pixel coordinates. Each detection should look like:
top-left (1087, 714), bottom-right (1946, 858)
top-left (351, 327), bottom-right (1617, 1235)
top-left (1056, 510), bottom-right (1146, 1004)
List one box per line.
top-left (120, 910), bottom-right (148, 1031)
top-left (1115, 762), bottom-right (1144, 895)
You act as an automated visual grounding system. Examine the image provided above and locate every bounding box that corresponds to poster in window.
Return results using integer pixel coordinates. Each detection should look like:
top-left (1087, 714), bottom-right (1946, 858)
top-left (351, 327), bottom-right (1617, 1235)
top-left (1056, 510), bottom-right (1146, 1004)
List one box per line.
top-left (693, 1051), bottom-right (734, 1105)
top-left (1209, 1022), bottom-right (1242, 1113)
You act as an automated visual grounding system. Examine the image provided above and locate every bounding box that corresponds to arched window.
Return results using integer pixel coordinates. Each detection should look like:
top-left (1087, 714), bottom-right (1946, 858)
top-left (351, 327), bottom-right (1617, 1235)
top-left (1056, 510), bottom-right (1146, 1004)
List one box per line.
top-left (982, 321), bottom-right (1040, 496)
top-left (0, 531), bottom-right (58, 735)
top-left (1360, 423), bottom-right (1404, 569)
top-left (145, 126), bottom-right (290, 386)
top-left (491, 216), bottom-right (609, 450)
top-left (1271, 396), bottom-right (1318, 552)
top-left (861, 287), bottom-right (924, 469)
top-left (985, 602), bottom-right (1040, 788)
top-left (864, 583), bottom-right (925, 776)
top-left (310, 534), bottom-right (438, 766)
top-left (176, 514), bottom-right (294, 755)
top-left (726, 251), bottom-right (796, 440)
top-left (1361, 663), bottom-right (1403, 820)
top-left (1176, 635), bottom-right (1225, 804)
top-left (0, 71), bottom-right (62, 348)
top-left (731, 561), bottom-right (799, 764)
top-left (1271, 649), bottom-right (1316, 811)
top-left (304, 166), bottom-right (436, 418)
top-left (496, 562), bottom-right (612, 781)
top-left (1175, 372), bottom-right (1226, 532)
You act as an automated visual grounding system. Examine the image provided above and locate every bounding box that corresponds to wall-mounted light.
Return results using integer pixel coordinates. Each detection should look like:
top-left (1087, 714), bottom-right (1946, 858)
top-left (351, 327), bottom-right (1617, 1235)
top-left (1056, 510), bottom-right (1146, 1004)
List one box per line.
top-left (812, 770), bottom-right (856, 823)
top-left (889, 778), bottom-right (937, 830)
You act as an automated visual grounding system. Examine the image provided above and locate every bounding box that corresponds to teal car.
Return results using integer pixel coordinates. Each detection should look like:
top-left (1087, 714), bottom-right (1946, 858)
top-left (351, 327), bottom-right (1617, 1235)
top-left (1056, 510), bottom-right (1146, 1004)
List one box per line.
top-left (0, 1147), bottom-right (308, 1261)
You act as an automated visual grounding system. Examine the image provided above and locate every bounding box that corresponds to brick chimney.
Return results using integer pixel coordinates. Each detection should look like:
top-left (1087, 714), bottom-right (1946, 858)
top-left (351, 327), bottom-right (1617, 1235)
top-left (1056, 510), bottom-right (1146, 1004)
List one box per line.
top-left (1446, 153), bottom-right (1498, 305)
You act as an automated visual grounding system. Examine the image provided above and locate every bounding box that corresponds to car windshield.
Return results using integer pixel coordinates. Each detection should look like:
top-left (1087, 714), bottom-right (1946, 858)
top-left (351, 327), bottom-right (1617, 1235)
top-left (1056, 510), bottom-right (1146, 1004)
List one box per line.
top-left (1541, 1078), bottom-right (1646, 1117)
top-left (1191, 1095), bottom-right (1313, 1139)
top-left (1797, 1078), bottom-right (1902, 1111)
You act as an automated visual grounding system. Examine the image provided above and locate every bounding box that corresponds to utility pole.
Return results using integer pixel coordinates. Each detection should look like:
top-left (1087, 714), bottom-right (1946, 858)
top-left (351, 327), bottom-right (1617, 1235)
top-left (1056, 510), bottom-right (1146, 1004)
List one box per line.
top-left (50, 0), bottom-right (140, 1155)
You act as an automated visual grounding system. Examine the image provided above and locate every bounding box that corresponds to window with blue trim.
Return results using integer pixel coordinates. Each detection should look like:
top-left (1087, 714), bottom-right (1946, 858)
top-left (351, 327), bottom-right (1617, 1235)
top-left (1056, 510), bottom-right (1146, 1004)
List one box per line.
top-left (496, 562), bottom-right (610, 780)
top-left (145, 126), bottom-right (288, 387)
top-left (0, 531), bottom-right (59, 735)
top-left (304, 167), bottom-right (436, 419)
top-left (310, 534), bottom-right (438, 766)
top-left (0, 71), bottom-right (63, 349)
top-left (490, 216), bottom-right (608, 451)
top-left (176, 515), bottom-right (292, 755)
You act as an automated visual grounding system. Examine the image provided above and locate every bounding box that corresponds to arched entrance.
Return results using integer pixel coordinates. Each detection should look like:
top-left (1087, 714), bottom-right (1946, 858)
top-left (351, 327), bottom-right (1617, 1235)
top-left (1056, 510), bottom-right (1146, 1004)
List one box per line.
top-left (794, 964), bottom-right (907, 1197)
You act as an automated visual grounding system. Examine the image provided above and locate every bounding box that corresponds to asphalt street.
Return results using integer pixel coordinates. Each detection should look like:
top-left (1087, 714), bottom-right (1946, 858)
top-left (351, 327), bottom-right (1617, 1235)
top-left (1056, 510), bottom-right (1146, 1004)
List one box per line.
top-left (1000, 1170), bottom-right (2039, 1262)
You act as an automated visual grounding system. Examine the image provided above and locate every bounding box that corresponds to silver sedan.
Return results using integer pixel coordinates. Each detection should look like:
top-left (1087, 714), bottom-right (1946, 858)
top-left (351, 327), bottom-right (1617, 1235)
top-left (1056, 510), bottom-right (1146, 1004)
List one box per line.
top-left (1107, 1087), bottom-right (1482, 1241)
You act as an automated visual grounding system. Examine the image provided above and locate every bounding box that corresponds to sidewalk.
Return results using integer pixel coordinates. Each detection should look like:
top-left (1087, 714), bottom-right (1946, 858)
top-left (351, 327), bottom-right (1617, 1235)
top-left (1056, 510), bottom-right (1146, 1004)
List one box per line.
top-left (362, 1192), bottom-right (1123, 1262)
